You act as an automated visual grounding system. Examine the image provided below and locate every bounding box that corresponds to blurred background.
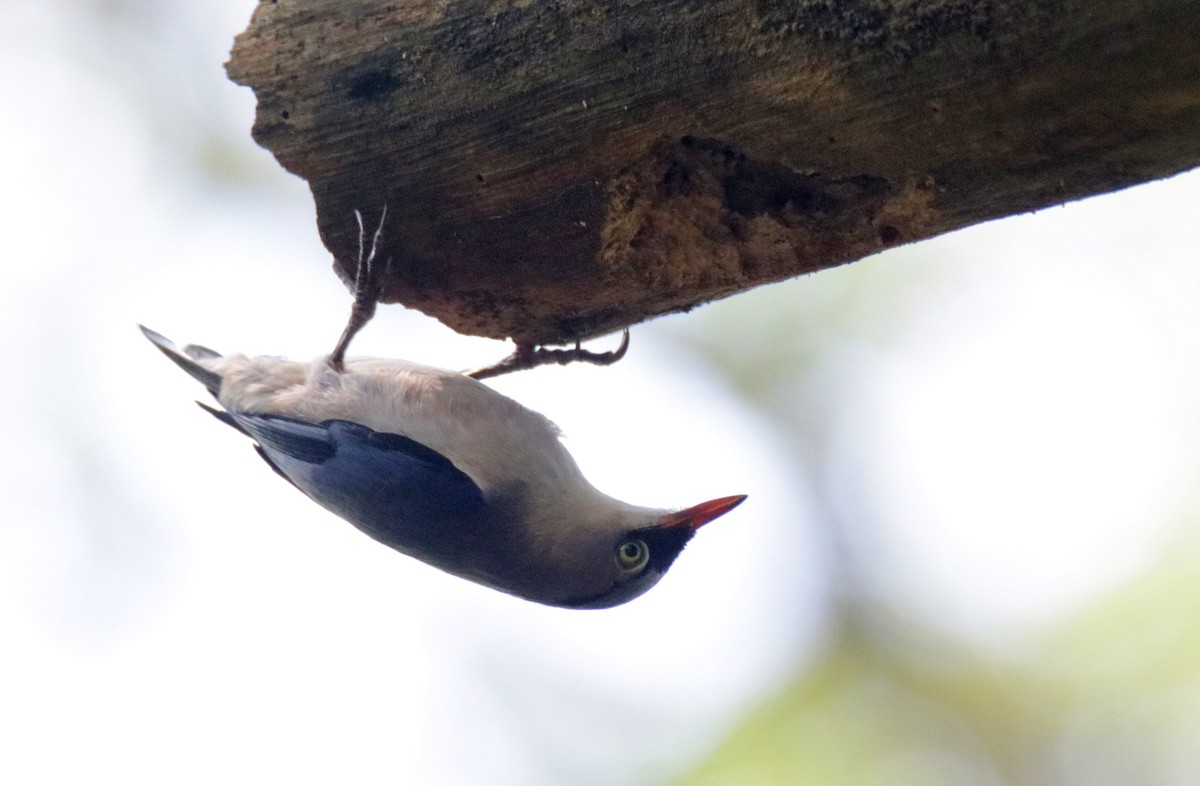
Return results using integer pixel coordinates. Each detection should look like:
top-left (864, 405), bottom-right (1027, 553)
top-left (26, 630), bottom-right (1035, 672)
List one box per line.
top-left (4, 1), bottom-right (1200, 784)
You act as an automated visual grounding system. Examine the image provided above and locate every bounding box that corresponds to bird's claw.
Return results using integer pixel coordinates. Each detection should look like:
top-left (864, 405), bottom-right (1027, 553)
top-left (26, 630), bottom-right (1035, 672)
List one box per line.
top-left (329, 206), bottom-right (389, 372)
top-left (466, 329), bottom-right (631, 380)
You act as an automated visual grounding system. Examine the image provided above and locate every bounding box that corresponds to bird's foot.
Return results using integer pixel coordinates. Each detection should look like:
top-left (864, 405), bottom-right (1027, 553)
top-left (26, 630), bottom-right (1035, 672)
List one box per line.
top-left (329, 205), bottom-right (389, 372)
top-left (466, 330), bottom-right (631, 380)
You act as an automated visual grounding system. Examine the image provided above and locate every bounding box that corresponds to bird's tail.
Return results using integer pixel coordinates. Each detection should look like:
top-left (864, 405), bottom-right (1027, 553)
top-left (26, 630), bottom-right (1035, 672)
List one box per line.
top-left (139, 325), bottom-right (224, 397)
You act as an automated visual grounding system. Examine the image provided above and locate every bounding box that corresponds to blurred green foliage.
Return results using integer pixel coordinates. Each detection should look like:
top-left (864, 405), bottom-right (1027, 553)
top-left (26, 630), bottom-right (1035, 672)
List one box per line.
top-left (662, 233), bottom-right (1200, 786)
top-left (673, 526), bottom-right (1200, 785)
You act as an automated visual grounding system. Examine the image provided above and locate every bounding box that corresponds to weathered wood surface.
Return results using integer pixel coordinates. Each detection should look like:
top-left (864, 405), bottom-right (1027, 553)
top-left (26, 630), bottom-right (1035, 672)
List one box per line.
top-left (227, 0), bottom-right (1200, 346)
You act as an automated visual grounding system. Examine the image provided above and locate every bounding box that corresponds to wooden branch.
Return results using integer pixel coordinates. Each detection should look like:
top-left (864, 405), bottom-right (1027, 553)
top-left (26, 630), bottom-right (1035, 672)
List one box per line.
top-left (226, 0), bottom-right (1200, 346)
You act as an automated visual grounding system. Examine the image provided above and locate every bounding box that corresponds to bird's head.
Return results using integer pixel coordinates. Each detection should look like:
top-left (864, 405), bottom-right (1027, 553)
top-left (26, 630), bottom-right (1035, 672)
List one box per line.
top-left (541, 494), bottom-right (747, 609)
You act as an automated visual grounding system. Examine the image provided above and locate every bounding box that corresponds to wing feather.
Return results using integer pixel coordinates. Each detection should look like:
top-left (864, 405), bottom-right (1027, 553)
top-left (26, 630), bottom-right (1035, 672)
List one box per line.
top-left (226, 412), bottom-right (494, 561)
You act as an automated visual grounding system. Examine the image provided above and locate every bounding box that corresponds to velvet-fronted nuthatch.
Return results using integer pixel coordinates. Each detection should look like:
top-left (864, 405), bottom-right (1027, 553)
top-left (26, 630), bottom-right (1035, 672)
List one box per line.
top-left (142, 211), bottom-right (745, 608)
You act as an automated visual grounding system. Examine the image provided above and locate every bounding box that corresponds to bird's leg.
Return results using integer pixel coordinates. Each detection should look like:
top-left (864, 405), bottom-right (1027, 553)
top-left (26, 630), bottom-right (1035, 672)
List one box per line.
top-left (466, 329), bottom-right (631, 380)
top-left (329, 206), bottom-right (389, 372)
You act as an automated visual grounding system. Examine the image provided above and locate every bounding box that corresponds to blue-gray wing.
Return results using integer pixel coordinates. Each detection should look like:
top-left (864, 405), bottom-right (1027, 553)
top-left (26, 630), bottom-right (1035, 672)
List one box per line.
top-left (226, 411), bottom-right (492, 559)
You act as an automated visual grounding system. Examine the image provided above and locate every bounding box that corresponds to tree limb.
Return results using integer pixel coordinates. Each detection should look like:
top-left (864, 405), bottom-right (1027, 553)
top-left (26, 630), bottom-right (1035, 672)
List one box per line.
top-left (226, 0), bottom-right (1200, 346)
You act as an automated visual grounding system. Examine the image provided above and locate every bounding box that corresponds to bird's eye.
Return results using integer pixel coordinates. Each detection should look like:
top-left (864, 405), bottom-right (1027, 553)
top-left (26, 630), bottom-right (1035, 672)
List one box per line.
top-left (616, 539), bottom-right (649, 572)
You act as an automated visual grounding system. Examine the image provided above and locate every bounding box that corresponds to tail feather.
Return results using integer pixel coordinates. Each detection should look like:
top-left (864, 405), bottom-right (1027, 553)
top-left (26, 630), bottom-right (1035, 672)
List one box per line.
top-left (184, 343), bottom-right (222, 361)
top-left (196, 401), bottom-right (245, 434)
top-left (139, 324), bottom-right (223, 397)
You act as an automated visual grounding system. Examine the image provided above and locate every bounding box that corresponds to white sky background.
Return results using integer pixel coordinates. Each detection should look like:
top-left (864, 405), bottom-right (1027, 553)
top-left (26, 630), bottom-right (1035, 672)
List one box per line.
top-left (832, 212), bottom-right (1200, 643)
top-left (4, 0), bottom-right (1200, 783)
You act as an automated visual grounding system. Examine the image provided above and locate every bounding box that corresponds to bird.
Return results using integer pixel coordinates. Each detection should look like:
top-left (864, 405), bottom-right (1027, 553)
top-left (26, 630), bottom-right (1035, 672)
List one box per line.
top-left (140, 209), bottom-right (746, 608)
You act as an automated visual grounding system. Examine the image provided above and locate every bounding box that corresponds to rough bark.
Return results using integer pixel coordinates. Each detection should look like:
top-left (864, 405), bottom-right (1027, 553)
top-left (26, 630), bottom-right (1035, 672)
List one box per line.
top-left (226, 0), bottom-right (1200, 346)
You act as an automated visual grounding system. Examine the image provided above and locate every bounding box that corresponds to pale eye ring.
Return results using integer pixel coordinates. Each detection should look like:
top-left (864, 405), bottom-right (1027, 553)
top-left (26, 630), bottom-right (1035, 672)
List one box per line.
top-left (616, 539), bottom-right (650, 572)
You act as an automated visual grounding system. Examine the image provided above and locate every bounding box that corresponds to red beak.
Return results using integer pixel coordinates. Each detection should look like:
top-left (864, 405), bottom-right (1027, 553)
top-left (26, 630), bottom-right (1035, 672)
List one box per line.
top-left (660, 495), bottom-right (748, 530)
